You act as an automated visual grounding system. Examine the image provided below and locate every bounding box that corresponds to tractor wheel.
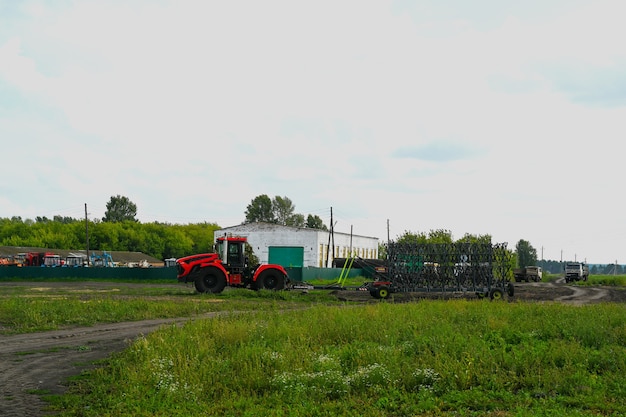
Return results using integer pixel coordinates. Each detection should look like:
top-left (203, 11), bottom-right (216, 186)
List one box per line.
top-left (255, 269), bottom-right (285, 291)
top-left (375, 286), bottom-right (390, 300)
top-left (489, 288), bottom-right (504, 300)
top-left (195, 267), bottom-right (227, 294)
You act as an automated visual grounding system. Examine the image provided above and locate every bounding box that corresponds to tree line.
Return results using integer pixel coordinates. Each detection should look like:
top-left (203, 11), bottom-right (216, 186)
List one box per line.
top-left (2, 195), bottom-right (545, 267)
top-left (244, 194), bottom-right (327, 229)
top-left (0, 216), bottom-right (220, 260)
top-left (0, 194), bottom-right (330, 260)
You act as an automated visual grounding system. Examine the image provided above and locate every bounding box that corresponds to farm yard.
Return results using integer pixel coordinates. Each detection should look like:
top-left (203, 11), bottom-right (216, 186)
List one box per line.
top-left (0, 279), bottom-right (625, 416)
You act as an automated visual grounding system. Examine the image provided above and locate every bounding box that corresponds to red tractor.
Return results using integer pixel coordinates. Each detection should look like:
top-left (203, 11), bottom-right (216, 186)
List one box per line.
top-left (176, 235), bottom-right (289, 294)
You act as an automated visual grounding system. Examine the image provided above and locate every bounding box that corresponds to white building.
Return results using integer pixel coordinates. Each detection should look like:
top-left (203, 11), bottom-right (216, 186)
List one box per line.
top-left (214, 222), bottom-right (380, 268)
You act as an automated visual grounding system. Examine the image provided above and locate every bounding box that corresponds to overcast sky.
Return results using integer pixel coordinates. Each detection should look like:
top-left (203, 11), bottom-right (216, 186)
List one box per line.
top-left (1, 0), bottom-right (624, 263)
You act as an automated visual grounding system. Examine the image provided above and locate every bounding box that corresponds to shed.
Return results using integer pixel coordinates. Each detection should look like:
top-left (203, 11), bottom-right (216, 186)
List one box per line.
top-left (214, 222), bottom-right (379, 269)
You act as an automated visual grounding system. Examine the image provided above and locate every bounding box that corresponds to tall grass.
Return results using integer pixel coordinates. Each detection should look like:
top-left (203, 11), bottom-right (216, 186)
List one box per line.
top-left (0, 286), bottom-right (339, 334)
top-left (0, 296), bottom-right (218, 333)
top-left (51, 301), bottom-right (626, 416)
top-left (582, 275), bottom-right (626, 286)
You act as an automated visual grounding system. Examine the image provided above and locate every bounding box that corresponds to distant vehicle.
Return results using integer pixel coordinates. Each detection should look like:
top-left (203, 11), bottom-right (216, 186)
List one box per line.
top-left (513, 266), bottom-right (542, 282)
top-left (43, 254), bottom-right (63, 267)
top-left (64, 254), bottom-right (86, 267)
top-left (90, 251), bottom-right (115, 267)
top-left (564, 262), bottom-right (589, 283)
top-left (23, 252), bottom-right (54, 267)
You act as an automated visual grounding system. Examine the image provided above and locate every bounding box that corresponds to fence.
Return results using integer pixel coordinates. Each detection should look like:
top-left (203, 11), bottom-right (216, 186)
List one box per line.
top-left (0, 266), bottom-right (177, 280)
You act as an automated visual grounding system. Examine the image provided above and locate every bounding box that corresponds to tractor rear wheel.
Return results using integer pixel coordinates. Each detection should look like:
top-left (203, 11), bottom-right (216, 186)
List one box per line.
top-left (255, 269), bottom-right (285, 290)
top-left (195, 267), bottom-right (227, 293)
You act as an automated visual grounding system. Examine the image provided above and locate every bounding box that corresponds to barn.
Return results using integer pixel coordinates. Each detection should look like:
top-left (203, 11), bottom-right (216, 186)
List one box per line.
top-left (213, 222), bottom-right (380, 269)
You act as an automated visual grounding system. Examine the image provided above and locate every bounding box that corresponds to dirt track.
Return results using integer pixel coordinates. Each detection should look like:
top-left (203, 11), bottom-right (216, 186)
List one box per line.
top-left (1, 281), bottom-right (624, 416)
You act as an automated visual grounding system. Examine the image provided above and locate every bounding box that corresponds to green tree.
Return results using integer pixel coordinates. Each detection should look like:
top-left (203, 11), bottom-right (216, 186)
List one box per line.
top-left (245, 194), bottom-right (275, 223)
top-left (103, 195), bottom-right (138, 223)
top-left (516, 239), bottom-right (537, 268)
top-left (286, 213), bottom-right (305, 227)
top-left (456, 233), bottom-right (492, 245)
top-left (162, 227), bottom-right (195, 259)
top-left (396, 229), bottom-right (453, 245)
top-left (272, 196), bottom-right (295, 225)
top-left (306, 214), bottom-right (328, 230)
top-left (244, 243), bottom-right (260, 267)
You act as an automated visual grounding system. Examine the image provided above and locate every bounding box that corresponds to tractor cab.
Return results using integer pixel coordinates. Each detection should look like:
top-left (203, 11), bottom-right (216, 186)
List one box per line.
top-left (215, 236), bottom-right (248, 273)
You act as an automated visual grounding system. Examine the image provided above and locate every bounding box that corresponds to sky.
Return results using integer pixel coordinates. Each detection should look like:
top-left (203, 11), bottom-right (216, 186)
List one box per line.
top-left (1, 0), bottom-right (625, 264)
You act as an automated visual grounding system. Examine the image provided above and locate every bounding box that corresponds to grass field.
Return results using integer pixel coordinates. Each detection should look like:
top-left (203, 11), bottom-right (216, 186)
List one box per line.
top-left (584, 275), bottom-right (626, 287)
top-left (1, 281), bottom-right (625, 416)
top-left (49, 301), bottom-right (625, 416)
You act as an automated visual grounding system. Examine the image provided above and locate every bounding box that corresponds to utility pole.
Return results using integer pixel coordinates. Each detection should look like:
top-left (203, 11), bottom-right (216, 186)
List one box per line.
top-left (85, 203), bottom-right (90, 267)
top-left (330, 207), bottom-right (335, 264)
top-left (387, 219), bottom-right (390, 245)
top-left (325, 207), bottom-right (333, 267)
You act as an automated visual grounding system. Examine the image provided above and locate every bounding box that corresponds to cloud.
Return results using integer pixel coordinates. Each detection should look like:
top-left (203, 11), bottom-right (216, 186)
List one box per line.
top-left (391, 141), bottom-right (484, 162)
top-left (541, 61), bottom-right (626, 108)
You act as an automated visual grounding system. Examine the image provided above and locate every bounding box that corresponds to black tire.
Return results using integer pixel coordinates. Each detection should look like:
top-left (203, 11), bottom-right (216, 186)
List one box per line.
top-left (489, 288), bottom-right (504, 300)
top-left (195, 267), bottom-right (227, 294)
top-left (507, 282), bottom-right (515, 297)
top-left (255, 269), bottom-right (285, 290)
top-left (376, 286), bottom-right (390, 299)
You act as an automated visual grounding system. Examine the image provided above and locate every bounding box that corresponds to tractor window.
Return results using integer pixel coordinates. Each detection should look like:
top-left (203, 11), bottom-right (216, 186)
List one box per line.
top-left (228, 243), bottom-right (242, 265)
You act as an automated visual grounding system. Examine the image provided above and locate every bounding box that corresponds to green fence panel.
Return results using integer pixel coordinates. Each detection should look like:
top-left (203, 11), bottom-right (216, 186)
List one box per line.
top-left (284, 267), bottom-right (303, 282)
top-left (301, 267), bottom-right (363, 281)
top-left (0, 267), bottom-right (178, 280)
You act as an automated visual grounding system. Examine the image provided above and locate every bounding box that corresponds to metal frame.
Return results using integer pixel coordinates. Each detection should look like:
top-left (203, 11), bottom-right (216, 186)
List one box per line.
top-left (385, 242), bottom-right (512, 296)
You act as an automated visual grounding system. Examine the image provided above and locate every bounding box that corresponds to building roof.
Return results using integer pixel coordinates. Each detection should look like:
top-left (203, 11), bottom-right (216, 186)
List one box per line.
top-left (0, 246), bottom-right (163, 265)
top-left (217, 222), bottom-right (379, 240)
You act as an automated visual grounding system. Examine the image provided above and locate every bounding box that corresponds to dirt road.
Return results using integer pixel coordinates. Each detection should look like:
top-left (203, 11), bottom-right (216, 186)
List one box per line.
top-left (0, 315), bottom-right (213, 417)
top-left (1, 281), bottom-right (624, 416)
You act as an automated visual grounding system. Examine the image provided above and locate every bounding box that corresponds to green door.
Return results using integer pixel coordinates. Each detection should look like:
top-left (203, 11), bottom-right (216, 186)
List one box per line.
top-left (269, 246), bottom-right (304, 282)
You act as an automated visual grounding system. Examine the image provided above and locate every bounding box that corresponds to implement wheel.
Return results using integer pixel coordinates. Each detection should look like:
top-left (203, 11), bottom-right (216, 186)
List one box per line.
top-left (195, 267), bottom-right (227, 294)
top-left (507, 282), bottom-right (515, 297)
top-left (489, 288), bottom-right (504, 300)
top-left (372, 286), bottom-right (390, 300)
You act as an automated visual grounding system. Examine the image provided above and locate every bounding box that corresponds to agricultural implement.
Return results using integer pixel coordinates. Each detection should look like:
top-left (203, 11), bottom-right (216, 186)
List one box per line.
top-left (298, 241), bottom-right (514, 300)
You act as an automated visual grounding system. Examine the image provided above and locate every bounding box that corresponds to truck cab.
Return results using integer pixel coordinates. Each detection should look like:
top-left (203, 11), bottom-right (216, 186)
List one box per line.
top-left (564, 262), bottom-right (589, 283)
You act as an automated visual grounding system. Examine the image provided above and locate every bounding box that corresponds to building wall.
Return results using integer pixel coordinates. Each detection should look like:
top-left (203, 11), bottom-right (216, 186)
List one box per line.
top-left (214, 223), bottom-right (379, 268)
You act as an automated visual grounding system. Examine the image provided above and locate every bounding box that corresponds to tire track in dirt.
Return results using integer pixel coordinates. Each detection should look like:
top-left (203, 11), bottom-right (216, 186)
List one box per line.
top-left (0, 315), bottom-right (218, 417)
top-left (554, 286), bottom-right (609, 305)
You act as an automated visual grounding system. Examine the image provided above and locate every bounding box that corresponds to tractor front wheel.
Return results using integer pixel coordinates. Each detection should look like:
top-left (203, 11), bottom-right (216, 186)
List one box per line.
top-left (195, 267), bottom-right (227, 294)
top-left (255, 269), bottom-right (285, 291)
